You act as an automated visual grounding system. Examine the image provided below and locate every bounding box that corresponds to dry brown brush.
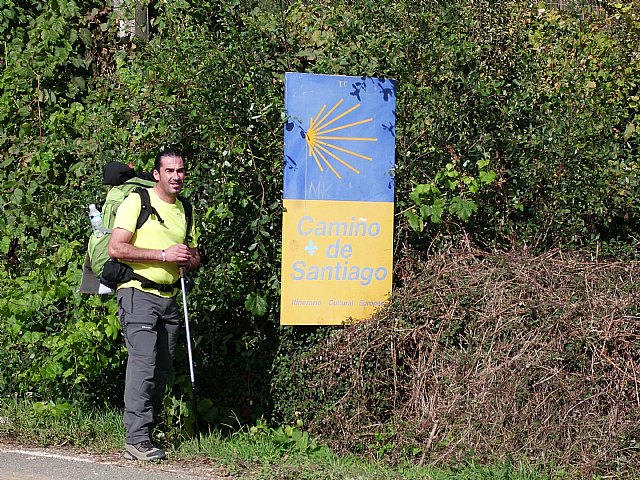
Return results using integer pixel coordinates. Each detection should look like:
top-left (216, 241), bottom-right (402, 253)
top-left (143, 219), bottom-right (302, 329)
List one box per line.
top-left (285, 249), bottom-right (640, 476)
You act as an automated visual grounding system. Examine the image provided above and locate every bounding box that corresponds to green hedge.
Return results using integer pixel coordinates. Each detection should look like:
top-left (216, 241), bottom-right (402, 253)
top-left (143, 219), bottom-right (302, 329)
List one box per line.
top-left (0, 0), bottom-right (638, 434)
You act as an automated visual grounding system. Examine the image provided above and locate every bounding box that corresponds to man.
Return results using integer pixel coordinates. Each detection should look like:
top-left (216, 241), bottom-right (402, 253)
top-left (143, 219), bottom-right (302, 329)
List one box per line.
top-left (108, 149), bottom-right (200, 461)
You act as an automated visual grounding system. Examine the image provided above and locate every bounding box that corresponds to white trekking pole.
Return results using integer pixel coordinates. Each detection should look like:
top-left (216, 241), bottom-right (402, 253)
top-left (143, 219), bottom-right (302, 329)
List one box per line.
top-left (179, 266), bottom-right (200, 444)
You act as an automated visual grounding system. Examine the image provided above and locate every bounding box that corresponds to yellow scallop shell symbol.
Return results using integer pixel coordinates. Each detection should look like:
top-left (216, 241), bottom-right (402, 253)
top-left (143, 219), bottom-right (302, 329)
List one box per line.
top-left (305, 99), bottom-right (378, 179)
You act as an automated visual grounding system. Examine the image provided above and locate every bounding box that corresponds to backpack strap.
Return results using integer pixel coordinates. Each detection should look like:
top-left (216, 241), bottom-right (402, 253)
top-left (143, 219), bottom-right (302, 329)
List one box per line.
top-left (178, 195), bottom-right (193, 244)
top-left (134, 187), bottom-right (164, 229)
top-left (133, 188), bottom-right (193, 244)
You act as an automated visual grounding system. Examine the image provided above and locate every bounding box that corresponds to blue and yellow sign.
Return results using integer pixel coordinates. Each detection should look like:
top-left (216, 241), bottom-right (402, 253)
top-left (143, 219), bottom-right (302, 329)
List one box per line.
top-left (281, 73), bottom-right (396, 325)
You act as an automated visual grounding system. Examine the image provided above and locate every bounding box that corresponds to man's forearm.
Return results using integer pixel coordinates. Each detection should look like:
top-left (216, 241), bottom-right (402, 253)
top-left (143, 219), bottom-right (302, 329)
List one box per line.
top-left (110, 242), bottom-right (164, 263)
top-left (109, 227), bottom-right (200, 268)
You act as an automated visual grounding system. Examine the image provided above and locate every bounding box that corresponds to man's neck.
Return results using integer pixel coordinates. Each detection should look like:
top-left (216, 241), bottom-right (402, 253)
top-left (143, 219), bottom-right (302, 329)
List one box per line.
top-left (152, 186), bottom-right (177, 204)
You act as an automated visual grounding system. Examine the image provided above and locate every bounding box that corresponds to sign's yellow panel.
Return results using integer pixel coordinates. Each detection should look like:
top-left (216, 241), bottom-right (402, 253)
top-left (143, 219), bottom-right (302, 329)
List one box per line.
top-left (280, 199), bottom-right (394, 325)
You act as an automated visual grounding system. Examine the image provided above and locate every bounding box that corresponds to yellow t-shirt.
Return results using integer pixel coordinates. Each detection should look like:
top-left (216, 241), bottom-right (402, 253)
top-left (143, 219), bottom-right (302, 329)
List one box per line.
top-left (113, 188), bottom-right (197, 297)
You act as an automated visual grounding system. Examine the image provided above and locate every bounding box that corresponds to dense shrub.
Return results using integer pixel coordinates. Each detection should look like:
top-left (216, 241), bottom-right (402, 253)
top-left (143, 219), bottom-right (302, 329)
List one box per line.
top-left (273, 249), bottom-right (640, 477)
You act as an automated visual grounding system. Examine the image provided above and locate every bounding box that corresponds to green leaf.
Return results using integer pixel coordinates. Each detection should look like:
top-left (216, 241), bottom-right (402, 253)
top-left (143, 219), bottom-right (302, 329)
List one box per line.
top-left (449, 196), bottom-right (477, 222)
top-left (623, 123), bottom-right (635, 140)
top-left (245, 291), bottom-right (268, 317)
top-left (479, 170), bottom-right (497, 184)
top-left (409, 183), bottom-right (435, 204)
top-left (404, 210), bottom-right (423, 232)
top-left (420, 201), bottom-right (444, 224)
top-left (477, 159), bottom-right (490, 169)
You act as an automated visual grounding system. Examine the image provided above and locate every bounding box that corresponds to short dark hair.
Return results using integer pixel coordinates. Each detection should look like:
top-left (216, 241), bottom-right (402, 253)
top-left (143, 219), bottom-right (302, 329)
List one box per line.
top-left (154, 148), bottom-right (183, 171)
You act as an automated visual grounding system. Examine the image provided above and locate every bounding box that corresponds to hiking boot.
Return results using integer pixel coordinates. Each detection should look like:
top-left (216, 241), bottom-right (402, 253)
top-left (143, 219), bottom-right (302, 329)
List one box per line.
top-left (124, 440), bottom-right (166, 461)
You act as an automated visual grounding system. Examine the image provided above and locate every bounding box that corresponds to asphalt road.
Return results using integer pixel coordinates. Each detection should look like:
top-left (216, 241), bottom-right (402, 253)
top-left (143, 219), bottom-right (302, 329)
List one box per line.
top-left (0, 445), bottom-right (229, 480)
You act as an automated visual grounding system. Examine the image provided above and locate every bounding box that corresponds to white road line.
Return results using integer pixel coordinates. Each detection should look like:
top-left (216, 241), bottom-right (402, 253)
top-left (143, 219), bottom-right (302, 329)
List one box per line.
top-left (0, 448), bottom-right (96, 464)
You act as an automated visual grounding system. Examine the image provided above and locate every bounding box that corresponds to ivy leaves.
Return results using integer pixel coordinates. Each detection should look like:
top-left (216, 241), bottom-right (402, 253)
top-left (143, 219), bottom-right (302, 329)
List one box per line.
top-left (406, 157), bottom-right (497, 230)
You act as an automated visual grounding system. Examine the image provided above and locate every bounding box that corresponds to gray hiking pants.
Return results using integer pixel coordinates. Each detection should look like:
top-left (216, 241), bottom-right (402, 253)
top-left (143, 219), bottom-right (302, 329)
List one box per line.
top-left (117, 287), bottom-right (181, 445)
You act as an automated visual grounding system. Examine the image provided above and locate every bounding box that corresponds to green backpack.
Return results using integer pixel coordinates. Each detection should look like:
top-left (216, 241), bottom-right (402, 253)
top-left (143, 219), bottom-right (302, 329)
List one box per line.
top-left (81, 162), bottom-right (192, 294)
top-left (87, 177), bottom-right (157, 278)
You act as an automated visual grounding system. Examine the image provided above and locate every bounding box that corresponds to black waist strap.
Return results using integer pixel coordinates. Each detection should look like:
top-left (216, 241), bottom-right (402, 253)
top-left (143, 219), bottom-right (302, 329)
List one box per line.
top-left (100, 259), bottom-right (179, 293)
top-left (130, 271), bottom-right (180, 293)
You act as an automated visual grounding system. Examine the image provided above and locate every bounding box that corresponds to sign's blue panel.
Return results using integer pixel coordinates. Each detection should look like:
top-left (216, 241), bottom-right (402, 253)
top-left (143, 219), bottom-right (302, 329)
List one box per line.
top-left (284, 73), bottom-right (396, 203)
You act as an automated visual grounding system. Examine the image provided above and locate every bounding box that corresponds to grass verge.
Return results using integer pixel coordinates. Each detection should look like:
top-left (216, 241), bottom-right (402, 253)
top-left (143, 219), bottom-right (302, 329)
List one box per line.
top-left (0, 398), bottom-right (567, 479)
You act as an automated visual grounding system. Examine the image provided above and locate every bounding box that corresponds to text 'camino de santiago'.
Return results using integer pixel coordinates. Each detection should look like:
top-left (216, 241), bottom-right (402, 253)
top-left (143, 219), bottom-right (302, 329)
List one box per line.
top-left (291, 215), bottom-right (388, 286)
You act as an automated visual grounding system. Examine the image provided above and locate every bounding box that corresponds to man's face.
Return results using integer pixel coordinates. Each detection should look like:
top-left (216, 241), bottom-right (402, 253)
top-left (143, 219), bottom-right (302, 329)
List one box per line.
top-left (154, 155), bottom-right (185, 198)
